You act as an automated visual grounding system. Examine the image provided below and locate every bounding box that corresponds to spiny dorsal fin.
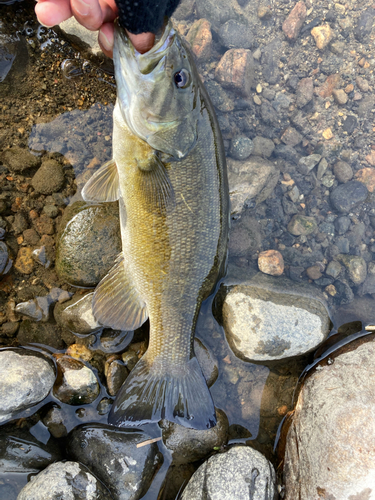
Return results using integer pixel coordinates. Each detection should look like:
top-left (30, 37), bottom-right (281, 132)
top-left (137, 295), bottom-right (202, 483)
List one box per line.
top-left (82, 159), bottom-right (119, 202)
top-left (92, 252), bottom-right (148, 331)
top-left (136, 154), bottom-right (175, 211)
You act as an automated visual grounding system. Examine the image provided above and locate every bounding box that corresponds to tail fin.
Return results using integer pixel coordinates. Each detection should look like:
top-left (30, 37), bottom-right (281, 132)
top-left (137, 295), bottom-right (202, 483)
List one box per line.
top-left (108, 354), bottom-right (217, 430)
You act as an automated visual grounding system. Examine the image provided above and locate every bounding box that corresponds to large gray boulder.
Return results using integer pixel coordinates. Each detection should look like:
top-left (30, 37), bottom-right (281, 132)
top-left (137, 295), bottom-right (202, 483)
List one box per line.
top-left (181, 445), bottom-right (277, 499)
top-left (284, 339), bottom-right (375, 499)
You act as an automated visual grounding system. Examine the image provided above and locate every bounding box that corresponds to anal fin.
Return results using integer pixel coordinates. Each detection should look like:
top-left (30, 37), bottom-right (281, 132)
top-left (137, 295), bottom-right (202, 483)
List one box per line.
top-left (93, 252), bottom-right (148, 331)
top-left (82, 159), bottom-right (119, 202)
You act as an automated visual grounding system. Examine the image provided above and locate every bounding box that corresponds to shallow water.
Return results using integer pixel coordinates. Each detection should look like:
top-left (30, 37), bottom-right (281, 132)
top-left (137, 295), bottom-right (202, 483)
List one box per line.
top-left (1, 0), bottom-right (375, 498)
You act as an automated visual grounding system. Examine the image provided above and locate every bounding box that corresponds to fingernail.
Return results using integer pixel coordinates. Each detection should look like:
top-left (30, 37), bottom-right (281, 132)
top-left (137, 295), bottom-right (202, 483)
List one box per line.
top-left (99, 31), bottom-right (112, 51)
top-left (36, 16), bottom-right (54, 28)
top-left (74, 0), bottom-right (91, 16)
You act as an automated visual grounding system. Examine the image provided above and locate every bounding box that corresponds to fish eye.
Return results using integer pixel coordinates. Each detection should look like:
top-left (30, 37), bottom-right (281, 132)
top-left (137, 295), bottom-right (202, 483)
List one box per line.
top-left (174, 69), bottom-right (190, 89)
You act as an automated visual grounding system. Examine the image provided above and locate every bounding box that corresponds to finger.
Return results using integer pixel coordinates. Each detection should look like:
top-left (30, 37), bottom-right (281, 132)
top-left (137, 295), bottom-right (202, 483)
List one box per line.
top-left (71, 0), bottom-right (104, 31)
top-left (128, 32), bottom-right (155, 53)
top-left (35, 0), bottom-right (73, 27)
top-left (99, 0), bottom-right (118, 23)
top-left (98, 22), bottom-right (114, 58)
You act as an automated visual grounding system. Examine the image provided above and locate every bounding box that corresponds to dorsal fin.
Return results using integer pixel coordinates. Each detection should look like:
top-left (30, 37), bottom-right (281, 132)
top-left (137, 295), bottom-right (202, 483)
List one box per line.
top-left (82, 159), bottom-right (120, 202)
top-left (93, 252), bottom-right (148, 331)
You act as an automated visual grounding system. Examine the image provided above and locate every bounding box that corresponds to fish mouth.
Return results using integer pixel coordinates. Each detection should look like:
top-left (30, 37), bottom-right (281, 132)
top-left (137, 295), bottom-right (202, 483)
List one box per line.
top-left (114, 19), bottom-right (175, 76)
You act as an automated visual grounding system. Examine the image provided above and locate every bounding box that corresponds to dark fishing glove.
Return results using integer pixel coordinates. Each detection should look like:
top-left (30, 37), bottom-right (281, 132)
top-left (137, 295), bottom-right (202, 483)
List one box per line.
top-left (115, 0), bottom-right (181, 34)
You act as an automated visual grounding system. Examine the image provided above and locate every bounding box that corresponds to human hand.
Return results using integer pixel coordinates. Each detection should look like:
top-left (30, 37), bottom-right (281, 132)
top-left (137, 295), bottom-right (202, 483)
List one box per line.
top-left (35, 0), bottom-right (155, 57)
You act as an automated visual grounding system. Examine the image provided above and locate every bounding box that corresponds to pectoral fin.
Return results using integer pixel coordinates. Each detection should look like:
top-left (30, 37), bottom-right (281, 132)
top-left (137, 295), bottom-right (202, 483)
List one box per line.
top-left (82, 159), bottom-right (120, 202)
top-left (136, 154), bottom-right (174, 211)
top-left (93, 252), bottom-right (148, 331)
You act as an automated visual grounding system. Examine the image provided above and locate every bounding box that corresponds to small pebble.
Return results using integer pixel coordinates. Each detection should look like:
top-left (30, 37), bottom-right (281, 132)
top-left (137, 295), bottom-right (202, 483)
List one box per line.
top-left (311, 24), bottom-right (334, 50)
top-left (258, 250), bottom-right (284, 276)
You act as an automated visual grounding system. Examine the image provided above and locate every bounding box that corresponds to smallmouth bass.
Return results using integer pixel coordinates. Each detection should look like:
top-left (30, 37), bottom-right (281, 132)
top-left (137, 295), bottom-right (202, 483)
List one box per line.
top-left (82, 20), bottom-right (229, 429)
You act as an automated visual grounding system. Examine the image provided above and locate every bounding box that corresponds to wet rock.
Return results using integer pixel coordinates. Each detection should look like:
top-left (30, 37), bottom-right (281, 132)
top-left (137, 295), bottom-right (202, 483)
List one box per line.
top-left (261, 38), bottom-right (281, 85)
top-left (337, 254), bottom-right (367, 285)
top-left (342, 115), bottom-right (357, 134)
top-left (17, 461), bottom-right (112, 500)
top-left (31, 159), bottom-right (65, 195)
top-left (195, 338), bottom-right (218, 388)
top-left (0, 322), bottom-right (19, 339)
top-left (333, 160), bottom-right (353, 183)
top-left (258, 250), bottom-right (284, 276)
top-left (195, 0), bottom-right (235, 31)
top-left (284, 340), bottom-right (375, 498)
top-left (181, 446), bottom-right (276, 500)
top-left (229, 136), bottom-right (253, 160)
top-left (33, 214), bottom-right (55, 236)
top-left (0, 350), bottom-right (55, 423)
top-left (0, 423), bottom-right (62, 474)
top-left (306, 265), bottom-right (322, 280)
top-left (32, 245), bottom-right (52, 268)
top-left (17, 320), bottom-right (65, 349)
top-left (356, 76), bottom-right (370, 93)
top-left (42, 406), bottom-right (68, 438)
top-left (251, 136), bottom-right (275, 158)
top-left (332, 88), bottom-right (348, 105)
top-left (334, 216), bottom-right (350, 235)
top-left (282, 1), bottom-right (307, 40)
top-left (15, 295), bottom-right (53, 322)
top-left (318, 73), bottom-right (340, 98)
top-left (218, 20), bottom-right (254, 50)
top-left (296, 77), bottom-right (313, 108)
top-left (23, 228), bottom-right (40, 246)
top-left (218, 276), bottom-right (330, 362)
top-left (325, 260), bottom-right (342, 279)
top-left (54, 292), bottom-right (101, 335)
top-left (56, 201), bottom-right (121, 287)
top-left (14, 247), bottom-right (34, 274)
top-left (53, 355), bottom-right (100, 405)
top-left (228, 157), bottom-right (279, 216)
top-left (311, 24), bottom-right (333, 50)
top-left (354, 7), bottom-right (375, 41)
top-left (281, 127), bottom-right (303, 147)
top-left (186, 18), bottom-right (212, 60)
top-left (12, 212), bottom-right (28, 234)
top-left (358, 275), bottom-right (375, 296)
top-left (43, 204), bottom-right (59, 218)
top-left (0, 241), bottom-right (12, 276)
top-left (355, 167), bottom-right (375, 193)
top-left (228, 217), bottom-right (262, 258)
top-left (0, 146), bottom-right (40, 172)
top-left (105, 358), bottom-right (128, 396)
top-left (172, 0), bottom-right (195, 20)
top-left (66, 424), bottom-right (161, 500)
top-left (287, 214), bottom-right (317, 236)
top-left (160, 408), bottom-right (228, 465)
top-left (298, 154), bottom-right (321, 174)
top-left (330, 181), bottom-right (368, 213)
top-left (205, 80), bottom-right (234, 112)
top-left (215, 49), bottom-right (255, 98)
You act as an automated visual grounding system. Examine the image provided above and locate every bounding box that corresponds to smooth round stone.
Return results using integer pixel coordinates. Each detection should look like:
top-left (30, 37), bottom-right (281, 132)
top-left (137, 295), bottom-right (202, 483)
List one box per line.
top-left (0, 350), bottom-right (55, 423)
top-left (17, 461), bottom-right (112, 500)
top-left (333, 160), bottom-right (353, 183)
top-left (160, 408), bottom-right (229, 465)
top-left (218, 277), bottom-right (330, 362)
top-left (66, 424), bottom-right (161, 500)
top-left (31, 159), bottom-right (65, 195)
top-left (337, 254), bottom-right (367, 285)
top-left (230, 136), bottom-right (254, 160)
top-left (56, 201), bottom-right (121, 287)
top-left (258, 249), bottom-right (284, 276)
top-left (284, 341), bottom-right (375, 498)
top-left (330, 181), bottom-right (368, 213)
top-left (53, 355), bottom-right (100, 405)
top-left (218, 20), bottom-right (254, 49)
top-left (287, 214), bottom-right (317, 236)
top-left (181, 446), bottom-right (276, 500)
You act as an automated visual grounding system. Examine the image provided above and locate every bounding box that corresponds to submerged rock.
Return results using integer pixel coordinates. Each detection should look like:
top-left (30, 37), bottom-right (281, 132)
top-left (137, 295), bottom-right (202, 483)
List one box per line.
top-left (181, 446), bottom-right (277, 499)
top-left (228, 157), bottom-right (279, 216)
top-left (53, 355), bottom-right (100, 405)
top-left (56, 201), bottom-right (121, 287)
top-left (17, 461), bottom-right (112, 500)
top-left (160, 408), bottom-right (229, 464)
top-left (31, 159), bottom-right (65, 195)
top-left (66, 424), bottom-right (161, 500)
top-left (0, 350), bottom-right (55, 423)
top-left (215, 275), bottom-right (331, 362)
top-left (195, 338), bottom-right (218, 388)
top-left (284, 339), bottom-right (375, 498)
